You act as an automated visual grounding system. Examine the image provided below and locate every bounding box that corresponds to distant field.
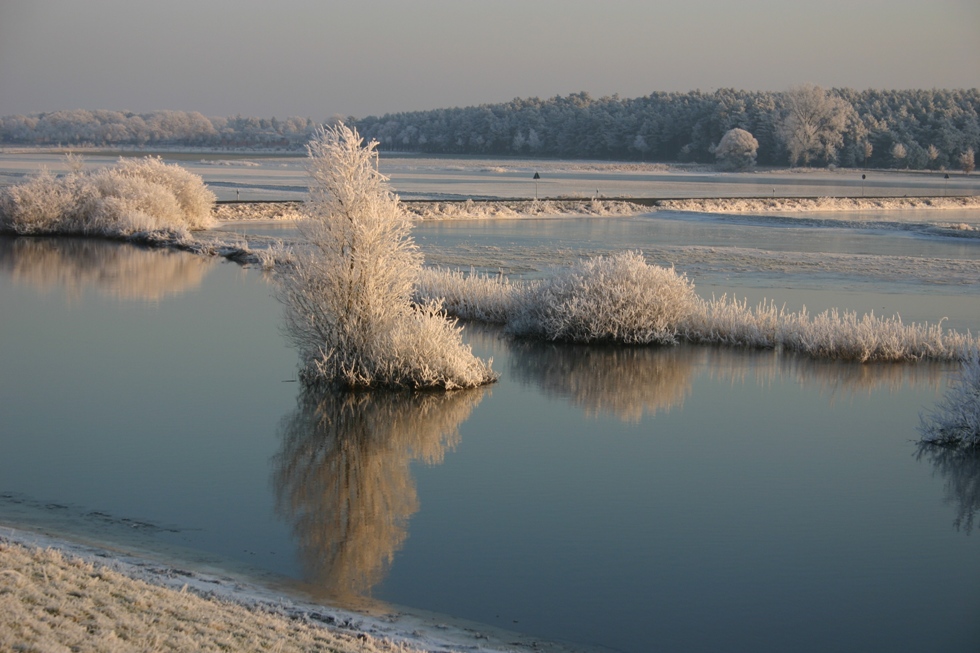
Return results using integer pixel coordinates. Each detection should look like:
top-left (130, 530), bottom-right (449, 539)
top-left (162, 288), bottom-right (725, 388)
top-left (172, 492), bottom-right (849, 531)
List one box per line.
top-left (2, 149), bottom-right (978, 202)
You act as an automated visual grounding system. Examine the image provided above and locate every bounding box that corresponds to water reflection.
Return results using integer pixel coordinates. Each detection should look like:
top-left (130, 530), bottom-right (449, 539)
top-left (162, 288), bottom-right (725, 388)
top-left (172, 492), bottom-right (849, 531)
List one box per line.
top-left (273, 388), bottom-right (485, 602)
top-left (917, 445), bottom-right (980, 533)
top-left (508, 340), bottom-right (697, 422)
top-left (504, 336), bottom-right (945, 423)
top-left (0, 236), bottom-right (211, 301)
top-left (706, 349), bottom-right (946, 397)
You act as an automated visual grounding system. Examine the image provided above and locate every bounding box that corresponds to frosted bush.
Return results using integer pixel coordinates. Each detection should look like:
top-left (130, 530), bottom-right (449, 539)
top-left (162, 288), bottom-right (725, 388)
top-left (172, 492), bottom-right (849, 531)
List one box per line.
top-left (109, 156), bottom-right (215, 229)
top-left (507, 251), bottom-right (699, 344)
top-left (276, 123), bottom-right (495, 390)
top-left (0, 169), bottom-right (77, 234)
top-left (0, 156), bottom-right (214, 237)
top-left (919, 354), bottom-right (980, 449)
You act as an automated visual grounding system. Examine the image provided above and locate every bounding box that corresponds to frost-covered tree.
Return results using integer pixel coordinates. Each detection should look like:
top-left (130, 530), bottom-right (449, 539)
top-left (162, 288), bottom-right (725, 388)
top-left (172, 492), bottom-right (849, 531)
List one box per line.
top-left (712, 128), bottom-right (759, 170)
top-left (961, 148), bottom-right (976, 174)
top-left (276, 123), bottom-right (495, 390)
top-left (777, 84), bottom-right (855, 166)
top-left (891, 142), bottom-right (907, 168)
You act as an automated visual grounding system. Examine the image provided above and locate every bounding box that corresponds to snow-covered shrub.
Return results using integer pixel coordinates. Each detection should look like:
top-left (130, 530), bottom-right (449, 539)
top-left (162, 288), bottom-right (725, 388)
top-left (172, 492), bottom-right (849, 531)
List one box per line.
top-left (415, 267), bottom-right (520, 324)
top-left (276, 123), bottom-right (495, 390)
top-left (107, 156), bottom-right (215, 229)
top-left (0, 156), bottom-right (214, 237)
top-left (919, 354), bottom-right (980, 449)
top-left (0, 169), bottom-right (77, 234)
top-left (507, 251), bottom-right (698, 344)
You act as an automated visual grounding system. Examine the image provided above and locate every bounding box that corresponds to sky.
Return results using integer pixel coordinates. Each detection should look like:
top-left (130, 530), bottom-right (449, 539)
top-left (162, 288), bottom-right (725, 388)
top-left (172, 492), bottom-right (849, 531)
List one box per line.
top-left (1, 0), bottom-right (978, 120)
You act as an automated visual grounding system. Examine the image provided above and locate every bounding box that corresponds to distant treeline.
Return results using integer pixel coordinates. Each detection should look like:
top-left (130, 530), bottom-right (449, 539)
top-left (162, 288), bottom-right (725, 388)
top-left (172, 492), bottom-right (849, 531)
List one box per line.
top-left (0, 111), bottom-right (318, 150)
top-left (2, 87), bottom-right (978, 169)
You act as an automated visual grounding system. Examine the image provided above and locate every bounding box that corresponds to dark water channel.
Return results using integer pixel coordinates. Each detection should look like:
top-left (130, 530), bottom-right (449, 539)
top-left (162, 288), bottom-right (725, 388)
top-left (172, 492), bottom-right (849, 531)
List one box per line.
top-left (1, 236), bottom-right (979, 652)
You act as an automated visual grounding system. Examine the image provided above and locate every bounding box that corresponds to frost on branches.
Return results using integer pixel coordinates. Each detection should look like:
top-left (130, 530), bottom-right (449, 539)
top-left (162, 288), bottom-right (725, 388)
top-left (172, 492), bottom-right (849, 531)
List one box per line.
top-left (919, 354), bottom-right (980, 450)
top-left (276, 123), bottom-right (495, 390)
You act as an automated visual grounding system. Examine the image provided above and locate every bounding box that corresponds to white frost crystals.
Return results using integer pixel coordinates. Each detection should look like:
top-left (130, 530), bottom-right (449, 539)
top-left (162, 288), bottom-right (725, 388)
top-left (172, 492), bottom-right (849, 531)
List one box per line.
top-left (919, 354), bottom-right (980, 450)
top-left (275, 123), bottom-right (495, 390)
top-left (0, 156), bottom-right (215, 238)
top-left (507, 252), bottom-right (699, 344)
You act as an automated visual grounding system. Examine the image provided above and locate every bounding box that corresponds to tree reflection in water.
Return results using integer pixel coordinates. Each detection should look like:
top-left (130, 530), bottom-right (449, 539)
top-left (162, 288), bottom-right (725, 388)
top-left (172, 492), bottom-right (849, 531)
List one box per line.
top-left (917, 445), bottom-right (980, 533)
top-left (0, 236), bottom-right (211, 301)
top-left (273, 388), bottom-right (485, 602)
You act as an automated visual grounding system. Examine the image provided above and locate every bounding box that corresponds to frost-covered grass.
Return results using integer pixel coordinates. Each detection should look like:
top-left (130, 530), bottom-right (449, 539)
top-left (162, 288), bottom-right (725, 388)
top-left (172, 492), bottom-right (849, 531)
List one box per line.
top-left (682, 295), bottom-right (977, 362)
top-left (403, 198), bottom-right (648, 220)
top-left (0, 540), bottom-right (424, 653)
top-left (919, 354), bottom-right (980, 449)
top-left (415, 267), bottom-right (520, 324)
top-left (0, 156), bottom-right (214, 237)
top-left (276, 124), bottom-right (495, 390)
top-left (415, 253), bottom-right (978, 361)
top-left (659, 195), bottom-right (980, 214)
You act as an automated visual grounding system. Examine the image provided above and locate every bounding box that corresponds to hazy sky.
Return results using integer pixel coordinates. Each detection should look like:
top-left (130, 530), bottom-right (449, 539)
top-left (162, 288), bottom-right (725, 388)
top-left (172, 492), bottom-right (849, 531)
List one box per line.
top-left (1, 0), bottom-right (978, 119)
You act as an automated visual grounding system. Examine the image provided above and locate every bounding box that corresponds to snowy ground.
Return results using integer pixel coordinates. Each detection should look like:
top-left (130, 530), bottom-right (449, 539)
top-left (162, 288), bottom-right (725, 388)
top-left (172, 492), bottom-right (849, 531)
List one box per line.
top-left (1, 526), bottom-right (583, 653)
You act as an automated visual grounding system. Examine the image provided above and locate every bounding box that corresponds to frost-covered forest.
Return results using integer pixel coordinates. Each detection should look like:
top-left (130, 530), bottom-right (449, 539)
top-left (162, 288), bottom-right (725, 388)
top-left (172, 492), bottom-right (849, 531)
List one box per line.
top-left (0, 111), bottom-right (319, 150)
top-left (2, 87), bottom-right (978, 170)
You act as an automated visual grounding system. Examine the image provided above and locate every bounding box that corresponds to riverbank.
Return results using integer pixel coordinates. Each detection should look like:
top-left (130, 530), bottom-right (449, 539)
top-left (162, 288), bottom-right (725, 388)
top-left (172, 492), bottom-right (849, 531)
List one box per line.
top-left (0, 526), bottom-right (569, 653)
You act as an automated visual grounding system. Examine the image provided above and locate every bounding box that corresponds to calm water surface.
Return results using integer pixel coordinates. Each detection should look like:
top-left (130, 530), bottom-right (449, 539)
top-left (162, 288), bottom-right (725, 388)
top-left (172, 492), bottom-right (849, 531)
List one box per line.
top-left (1, 235), bottom-right (979, 653)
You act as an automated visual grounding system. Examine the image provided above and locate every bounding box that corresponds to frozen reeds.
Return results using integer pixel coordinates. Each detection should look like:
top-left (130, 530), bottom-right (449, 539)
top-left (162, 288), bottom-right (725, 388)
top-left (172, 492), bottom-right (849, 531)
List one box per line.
top-left (414, 267), bottom-right (519, 324)
top-left (682, 295), bottom-right (977, 362)
top-left (416, 253), bottom-right (978, 362)
top-left (276, 124), bottom-right (495, 390)
top-left (0, 156), bottom-right (214, 237)
top-left (919, 353), bottom-right (980, 450)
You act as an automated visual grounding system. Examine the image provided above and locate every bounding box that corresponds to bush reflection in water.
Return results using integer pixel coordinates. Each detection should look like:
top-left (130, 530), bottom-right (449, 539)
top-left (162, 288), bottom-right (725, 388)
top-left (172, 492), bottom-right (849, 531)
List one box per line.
top-left (916, 445), bottom-right (980, 533)
top-left (0, 236), bottom-right (211, 302)
top-left (272, 388), bottom-right (485, 602)
top-left (272, 323), bottom-right (968, 605)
